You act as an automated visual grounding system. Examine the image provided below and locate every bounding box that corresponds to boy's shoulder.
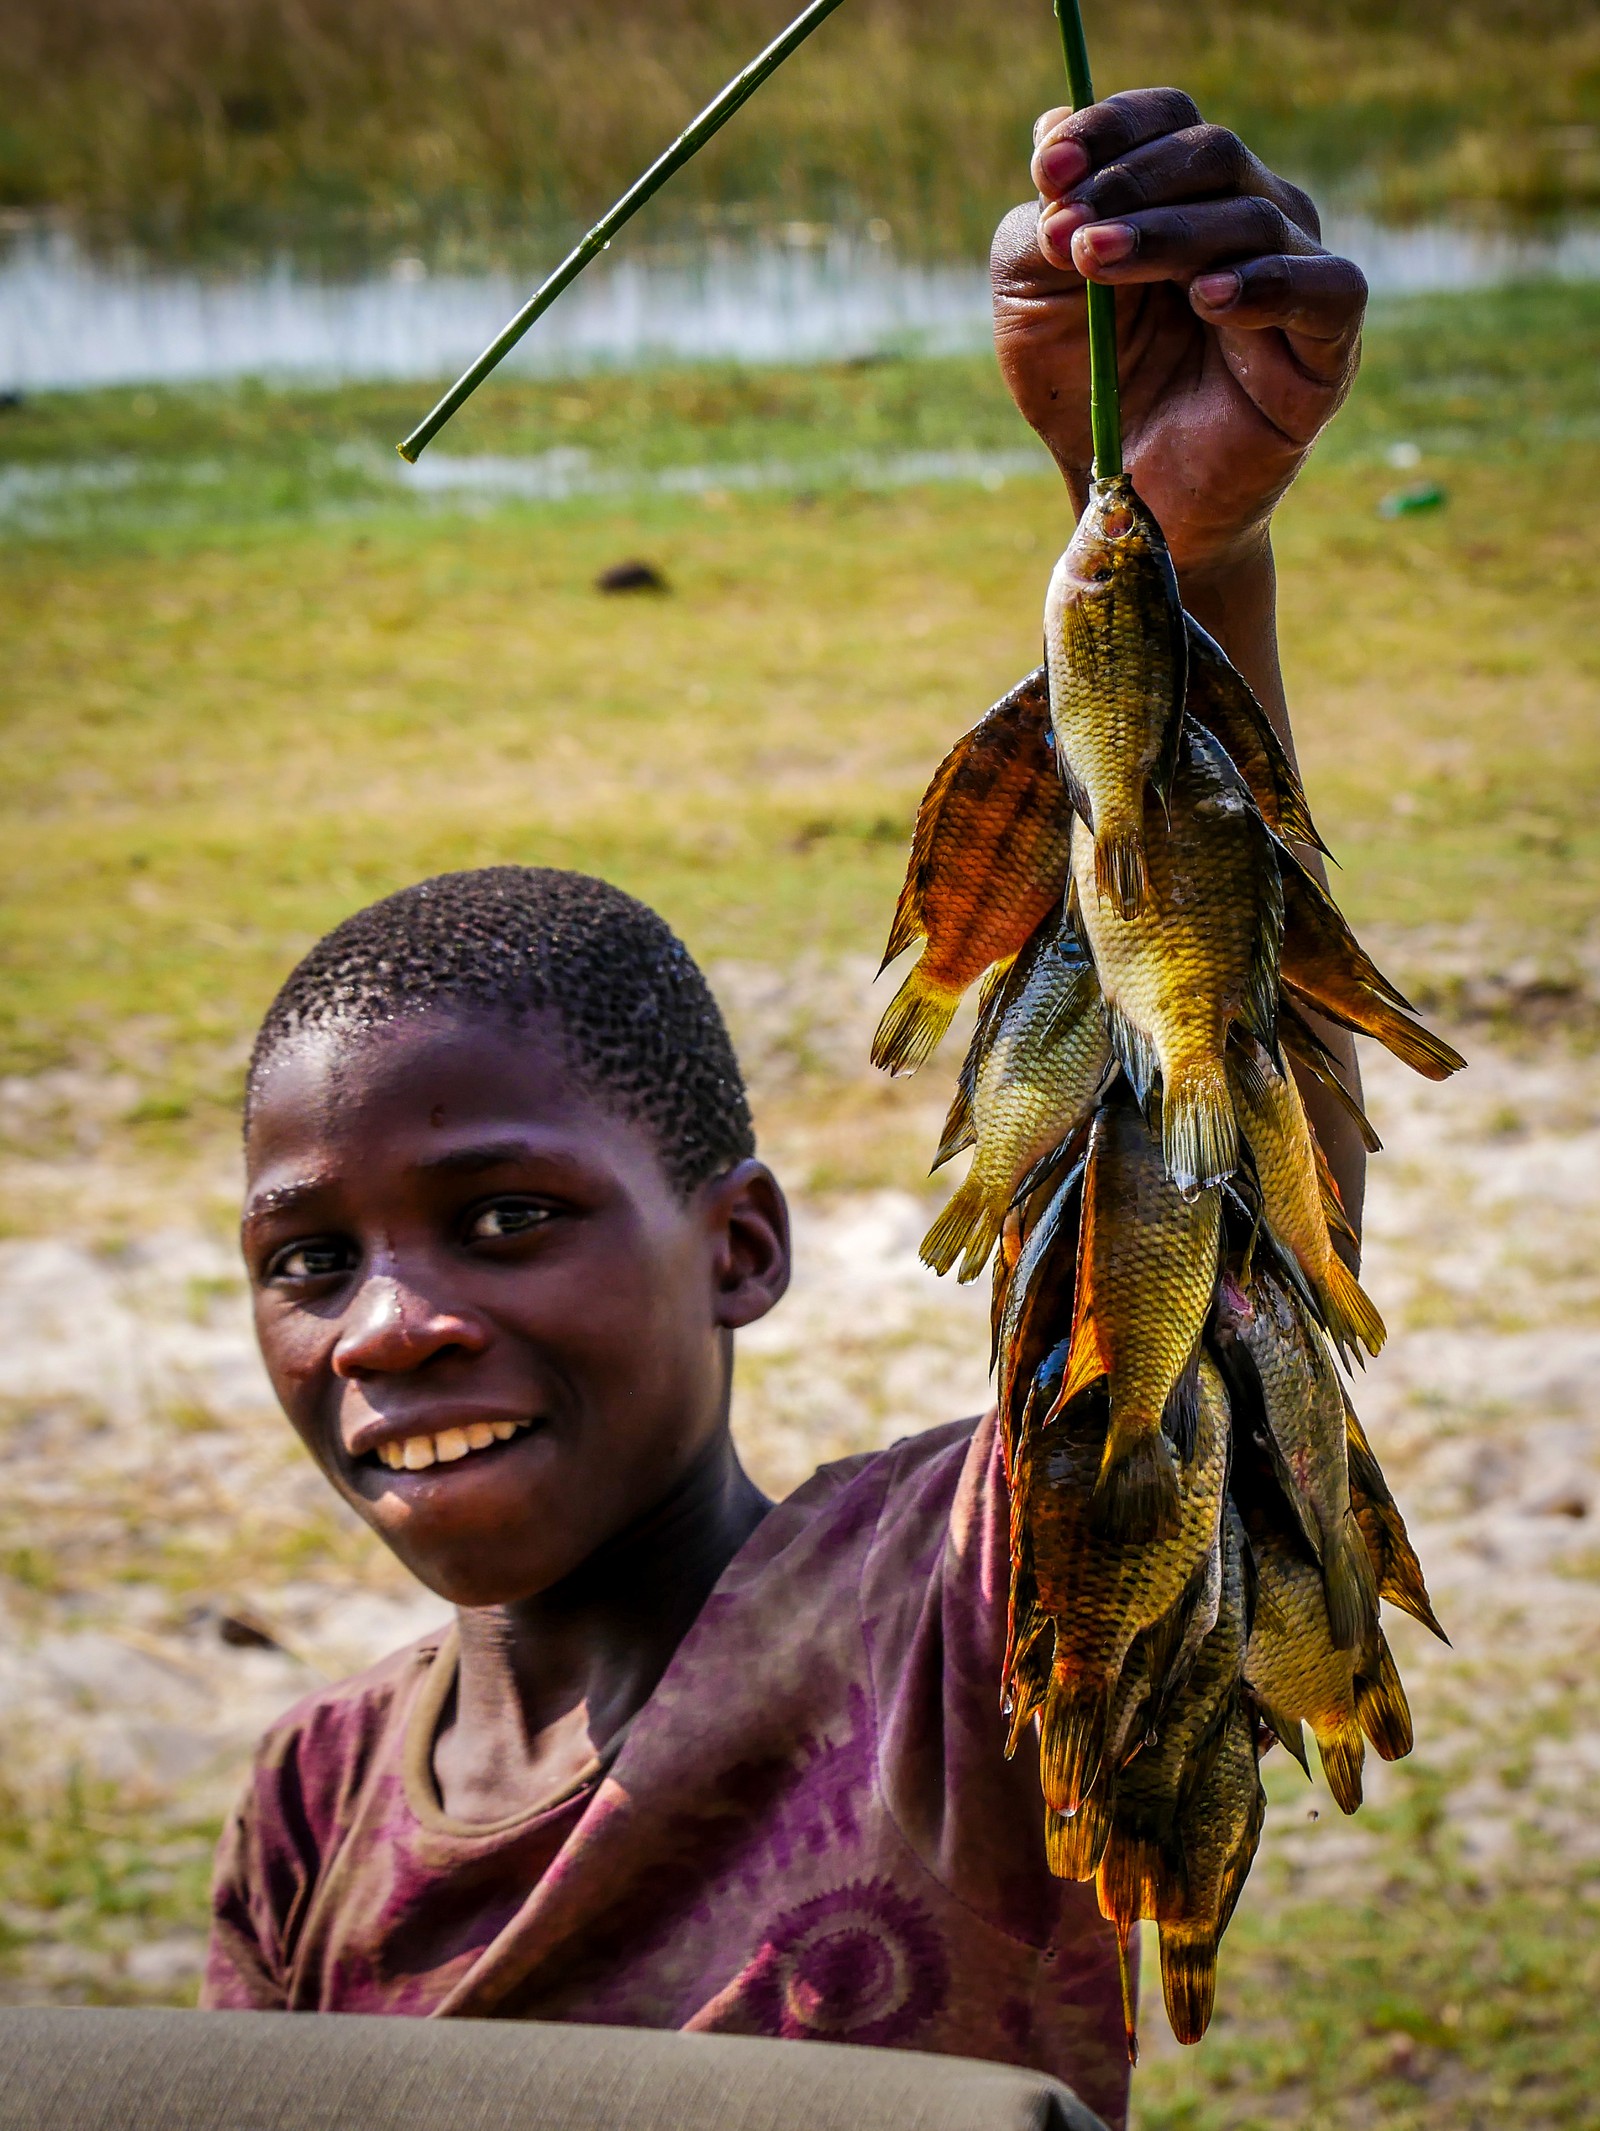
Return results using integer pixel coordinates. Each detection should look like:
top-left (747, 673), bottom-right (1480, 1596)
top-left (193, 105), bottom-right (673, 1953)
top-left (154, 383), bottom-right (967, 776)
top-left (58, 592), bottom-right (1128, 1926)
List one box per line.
top-left (245, 1628), bottom-right (448, 1836)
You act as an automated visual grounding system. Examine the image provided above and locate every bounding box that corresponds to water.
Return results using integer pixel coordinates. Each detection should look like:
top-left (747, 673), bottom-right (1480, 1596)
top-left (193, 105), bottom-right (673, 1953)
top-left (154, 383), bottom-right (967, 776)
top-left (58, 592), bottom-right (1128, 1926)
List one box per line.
top-left (4, 215), bottom-right (1599, 396)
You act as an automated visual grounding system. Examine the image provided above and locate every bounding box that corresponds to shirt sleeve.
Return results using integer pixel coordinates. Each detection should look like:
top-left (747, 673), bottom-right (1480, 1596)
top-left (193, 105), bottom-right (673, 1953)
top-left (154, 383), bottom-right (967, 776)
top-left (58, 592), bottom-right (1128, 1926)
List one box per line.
top-left (200, 1766), bottom-right (292, 2010)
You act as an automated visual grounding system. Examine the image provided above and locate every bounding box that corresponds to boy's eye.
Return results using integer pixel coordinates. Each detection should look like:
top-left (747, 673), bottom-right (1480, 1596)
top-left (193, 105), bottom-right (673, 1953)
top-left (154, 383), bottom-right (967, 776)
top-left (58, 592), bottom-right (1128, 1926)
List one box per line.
top-left (467, 1200), bottom-right (553, 1242)
top-left (267, 1238), bottom-right (356, 1282)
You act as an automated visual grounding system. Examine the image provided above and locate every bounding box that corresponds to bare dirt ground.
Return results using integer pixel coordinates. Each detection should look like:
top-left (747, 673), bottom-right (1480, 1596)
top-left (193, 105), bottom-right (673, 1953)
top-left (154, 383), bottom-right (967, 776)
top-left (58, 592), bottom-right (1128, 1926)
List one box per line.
top-left (1, 962), bottom-right (1596, 2014)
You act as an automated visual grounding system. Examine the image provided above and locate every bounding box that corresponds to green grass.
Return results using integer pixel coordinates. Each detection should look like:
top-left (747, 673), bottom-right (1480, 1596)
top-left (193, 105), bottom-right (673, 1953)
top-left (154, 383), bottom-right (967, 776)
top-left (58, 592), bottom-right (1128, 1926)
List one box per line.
top-left (2, 284), bottom-right (1597, 1169)
top-left (4, 0), bottom-right (1598, 255)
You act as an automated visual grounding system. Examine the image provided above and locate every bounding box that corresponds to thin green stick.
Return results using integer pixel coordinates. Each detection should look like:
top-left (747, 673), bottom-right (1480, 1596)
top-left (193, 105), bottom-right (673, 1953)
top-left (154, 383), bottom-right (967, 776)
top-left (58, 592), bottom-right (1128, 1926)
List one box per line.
top-left (397, 0), bottom-right (848, 462)
top-left (1053, 0), bottom-right (1122, 480)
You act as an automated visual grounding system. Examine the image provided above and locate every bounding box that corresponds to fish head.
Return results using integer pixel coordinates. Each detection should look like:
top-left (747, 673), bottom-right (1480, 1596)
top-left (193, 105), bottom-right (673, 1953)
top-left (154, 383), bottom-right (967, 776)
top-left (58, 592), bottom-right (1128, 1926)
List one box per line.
top-left (1049, 473), bottom-right (1173, 611)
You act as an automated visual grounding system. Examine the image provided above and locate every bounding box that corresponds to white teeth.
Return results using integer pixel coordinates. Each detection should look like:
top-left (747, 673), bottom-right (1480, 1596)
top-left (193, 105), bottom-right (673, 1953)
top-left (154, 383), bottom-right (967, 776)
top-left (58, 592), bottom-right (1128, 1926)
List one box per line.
top-left (375, 1419), bottom-right (530, 1472)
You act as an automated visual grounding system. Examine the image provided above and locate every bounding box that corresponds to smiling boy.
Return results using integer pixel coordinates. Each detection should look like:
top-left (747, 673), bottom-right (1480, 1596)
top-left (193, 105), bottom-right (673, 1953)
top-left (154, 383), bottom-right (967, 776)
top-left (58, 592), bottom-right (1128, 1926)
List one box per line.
top-left (203, 92), bottom-right (1369, 2128)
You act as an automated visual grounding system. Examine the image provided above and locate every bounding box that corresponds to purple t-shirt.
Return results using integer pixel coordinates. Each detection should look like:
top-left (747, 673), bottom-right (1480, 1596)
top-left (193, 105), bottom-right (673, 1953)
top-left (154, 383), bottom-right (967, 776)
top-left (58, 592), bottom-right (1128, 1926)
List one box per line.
top-left (203, 1413), bottom-right (1131, 2127)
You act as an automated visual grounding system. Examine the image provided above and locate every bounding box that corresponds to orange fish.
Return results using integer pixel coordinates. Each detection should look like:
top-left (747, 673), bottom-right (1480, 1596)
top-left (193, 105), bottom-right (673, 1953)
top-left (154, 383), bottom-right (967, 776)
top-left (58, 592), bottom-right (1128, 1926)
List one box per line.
top-left (873, 668), bottom-right (1071, 1074)
top-left (1183, 617), bottom-right (1327, 855)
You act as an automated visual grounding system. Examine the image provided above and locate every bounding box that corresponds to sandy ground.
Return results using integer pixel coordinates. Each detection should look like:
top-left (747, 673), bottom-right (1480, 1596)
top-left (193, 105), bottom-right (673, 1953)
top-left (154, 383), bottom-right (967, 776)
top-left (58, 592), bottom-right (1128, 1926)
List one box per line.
top-left (1, 972), bottom-right (1597, 2003)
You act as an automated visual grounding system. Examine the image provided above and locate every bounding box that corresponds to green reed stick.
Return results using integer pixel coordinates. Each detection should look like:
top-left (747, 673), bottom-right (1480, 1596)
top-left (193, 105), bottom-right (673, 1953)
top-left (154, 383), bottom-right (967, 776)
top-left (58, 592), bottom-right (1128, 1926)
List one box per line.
top-left (1053, 0), bottom-right (1122, 480)
top-left (397, 0), bottom-right (849, 462)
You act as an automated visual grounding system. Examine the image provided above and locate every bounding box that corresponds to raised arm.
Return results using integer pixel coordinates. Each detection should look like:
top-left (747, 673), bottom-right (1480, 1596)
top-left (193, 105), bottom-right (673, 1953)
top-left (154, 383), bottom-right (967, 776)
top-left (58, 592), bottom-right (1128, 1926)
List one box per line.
top-left (989, 86), bottom-right (1371, 1239)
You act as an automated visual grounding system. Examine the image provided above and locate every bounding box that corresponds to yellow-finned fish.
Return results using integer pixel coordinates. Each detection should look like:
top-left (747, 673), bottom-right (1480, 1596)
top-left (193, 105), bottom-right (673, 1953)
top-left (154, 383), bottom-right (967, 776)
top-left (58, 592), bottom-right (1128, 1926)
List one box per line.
top-left (1097, 1507), bottom-right (1251, 1971)
top-left (1044, 474), bottom-right (1186, 921)
top-left (1156, 1693), bottom-right (1265, 2046)
top-left (873, 668), bottom-right (1072, 1075)
top-left (1029, 1353), bottom-right (1229, 1833)
top-left (1277, 843), bottom-right (1466, 1082)
top-left (1049, 1096), bottom-right (1222, 1544)
top-left (1344, 1394), bottom-right (1448, 1642)
top-left (1072, 720), bottom-right (1282, 1196)
top-left (1225, 1263), bottom-right (1378, 1651)
top-left (1228, 1036), bottom-right (1386, 1362)
top-left (1243, 1515), bottom-right (1413, 1814)
top-left (923, 920), bottom-right (1111, 1282)
top-left (1183, 617), bottom-right (1327, 856)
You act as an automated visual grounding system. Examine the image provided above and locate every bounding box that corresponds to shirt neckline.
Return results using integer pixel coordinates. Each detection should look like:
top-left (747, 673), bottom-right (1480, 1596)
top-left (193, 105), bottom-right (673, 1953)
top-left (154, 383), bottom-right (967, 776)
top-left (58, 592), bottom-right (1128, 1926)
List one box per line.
top-left (400, 1628), bottom-right (611, 1839)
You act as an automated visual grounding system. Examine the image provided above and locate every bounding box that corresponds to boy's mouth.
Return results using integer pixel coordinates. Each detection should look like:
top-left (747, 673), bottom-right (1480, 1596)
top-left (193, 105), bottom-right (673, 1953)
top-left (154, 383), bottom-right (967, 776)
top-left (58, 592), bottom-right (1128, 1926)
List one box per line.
top-left (367, 1418), bottom-right (537, 1473)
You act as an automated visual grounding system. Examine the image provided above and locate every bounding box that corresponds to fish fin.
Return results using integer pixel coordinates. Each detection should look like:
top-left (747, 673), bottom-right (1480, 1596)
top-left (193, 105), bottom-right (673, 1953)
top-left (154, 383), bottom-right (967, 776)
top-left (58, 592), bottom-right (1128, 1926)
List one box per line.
top-left (878, 890), bottom-right (922, 975)
top-left (1324, 1509), bottom-right (1380, 1654)
top-left (1159, 1929), bottom-right (1219, 2047)
top-left (1279, 1001), bottom-right (1384, 1153)
top-left (1094, 821), bottom-right (1149, 922)
top-left (920, 1175), bottom-right (1002, 1283)
top-left (1004, 1619), bottom-right (1053, 1758)
top-left (1314, 1721), bottom-right (1365, 1814)
top-left (1316, 1251), bottom-right (1387, 1362)
top-left (1163, 1056), bottom-right (1238, 1194)
top-left (931, 1108), bottom-right (977, 1171)
top-left (1106, 1003), bottom-right (1161, 1111)
top-left (1162, 1346), bottom-right (1203, 1464)
top-left (1255, 1701), bottom-right (1311, 1777)
top-left (1343, 993), bottom-right (1468, 1082)
top-left (1045, 1793), bottom-right (1111, 1882)
top-left (1093, 1425), bottom-right (1182, 1545)
top-left (1039, 1675), bottom-right (1108, 1815)
top-left (1244, 848), bottom-right (1286, 1051)
top-left (1116, 1924), bottom-right (1140, 2068)
top-left (870, 959), bottom-right (960, 1075)
top-left (1355, 1633), bottom-right (1414, 1761)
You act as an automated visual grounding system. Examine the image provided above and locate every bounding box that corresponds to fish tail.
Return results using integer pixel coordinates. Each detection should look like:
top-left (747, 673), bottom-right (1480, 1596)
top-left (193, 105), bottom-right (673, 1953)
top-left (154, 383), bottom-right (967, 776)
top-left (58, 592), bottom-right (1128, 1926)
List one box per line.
top-left (1097, 1829), bottom-right (1164, 1932)
top-left (1316, 1252), bottom-right (1387, 1361)
top-left (1163, 1056), bottom-right (1237, 1194)
top-left (1315, 1720), bottom-right (1366, 1814)
top-left (919, 1175), bottom-right (1002, 1282)
top-left (1325, 1509), bottom-right (1380, 1654)
top-left (870, 959), bottom-right (960, 1076)
top-left (1039, 1674), bottom-right (1108, 1815)
top-left (1044, 1792), bottom-right (1111, 1882)
top-left (1356, 1634), bottom-right (1414, 1762)
top-left (1092, 1420), bottom-right (1182, 1544)
top-left (1159, 1927), bottom-right (1219, 2047)
top-left (1093, 819), bottom-right (1149, 921)
top-left (1333, 992), bottom-right (1467, 1083)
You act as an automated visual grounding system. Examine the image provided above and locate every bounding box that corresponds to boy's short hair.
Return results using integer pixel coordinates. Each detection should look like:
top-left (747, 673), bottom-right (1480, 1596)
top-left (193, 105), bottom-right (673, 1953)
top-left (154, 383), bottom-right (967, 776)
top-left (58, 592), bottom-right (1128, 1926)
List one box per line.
top-left (247, 867), bottom-right (755, 1194)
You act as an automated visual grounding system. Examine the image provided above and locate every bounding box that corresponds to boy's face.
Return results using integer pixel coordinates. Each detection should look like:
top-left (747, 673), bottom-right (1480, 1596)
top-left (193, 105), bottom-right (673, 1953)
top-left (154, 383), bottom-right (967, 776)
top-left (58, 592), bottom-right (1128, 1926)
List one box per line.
top-left (241, 1010), bottom-right (789, 1608)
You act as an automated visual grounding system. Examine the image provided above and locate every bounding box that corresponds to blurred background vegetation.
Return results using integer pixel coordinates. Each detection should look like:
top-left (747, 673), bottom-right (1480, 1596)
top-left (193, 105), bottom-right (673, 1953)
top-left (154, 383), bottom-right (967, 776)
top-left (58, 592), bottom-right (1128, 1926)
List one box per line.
top-left (3, 0), bottom-right (1598, 258)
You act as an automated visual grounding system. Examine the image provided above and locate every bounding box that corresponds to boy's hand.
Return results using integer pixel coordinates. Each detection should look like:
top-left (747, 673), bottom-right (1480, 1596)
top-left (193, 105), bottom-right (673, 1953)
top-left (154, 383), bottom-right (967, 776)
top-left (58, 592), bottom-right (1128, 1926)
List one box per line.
top-left (992, 88), bottom-right (1366, 582)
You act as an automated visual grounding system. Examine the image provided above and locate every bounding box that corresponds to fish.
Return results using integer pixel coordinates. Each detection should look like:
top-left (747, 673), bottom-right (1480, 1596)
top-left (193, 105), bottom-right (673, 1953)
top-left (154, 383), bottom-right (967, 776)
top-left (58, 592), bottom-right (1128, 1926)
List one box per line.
top-left (1048, 1095), bottom-right (1223, 1543)
top-left (873, 668), bottom-right (1072, 1074)
top-left (922, 919), bottom-right (1113, 1282)
top-left (1097, 1507), bottom-right (1252, 1944)
top-left (1277, 843), bottom-right (1466, 1082)
top-left (1279, 998), bottom-right (1383, 1155)
top-left (1184, 617), bottom-right (1327, 856)
top-left (1243, 1516), bottom-right (1371, 1813)
top-left (1156, 1692), bottom-right (1265, 2045)
top-left (1044, 474), bottom-right (1187, 920)
top-left (1228, 1036), bottom-right (1387, 1362)
top-left (1223, 1262), bottom-right (1379, 1651)
top-left (1072, 720), bottom-right (1283, 1196)
top-left (1343, 1394), bottom-right (1448, 1642)
top-left (1030, 1353), bottom-right (1229, 1824)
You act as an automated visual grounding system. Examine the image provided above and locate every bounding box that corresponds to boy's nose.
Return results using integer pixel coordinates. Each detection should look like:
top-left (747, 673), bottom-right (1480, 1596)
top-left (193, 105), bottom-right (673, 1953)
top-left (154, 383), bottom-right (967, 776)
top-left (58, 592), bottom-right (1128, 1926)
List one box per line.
top-left (332, 1275), bottom-right (490, 1378)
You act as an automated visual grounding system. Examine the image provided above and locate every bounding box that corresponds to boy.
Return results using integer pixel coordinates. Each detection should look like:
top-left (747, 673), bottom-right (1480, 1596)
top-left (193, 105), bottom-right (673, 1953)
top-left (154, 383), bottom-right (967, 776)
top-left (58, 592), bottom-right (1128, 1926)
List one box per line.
top-left (203, 91), bottom-right (1367, 2131)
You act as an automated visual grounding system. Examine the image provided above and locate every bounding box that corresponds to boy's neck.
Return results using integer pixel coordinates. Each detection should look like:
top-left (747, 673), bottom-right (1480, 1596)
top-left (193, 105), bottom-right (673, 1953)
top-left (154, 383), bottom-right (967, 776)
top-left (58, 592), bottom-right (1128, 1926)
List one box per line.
top-left (432, 1432), bottom-right (769, 1825)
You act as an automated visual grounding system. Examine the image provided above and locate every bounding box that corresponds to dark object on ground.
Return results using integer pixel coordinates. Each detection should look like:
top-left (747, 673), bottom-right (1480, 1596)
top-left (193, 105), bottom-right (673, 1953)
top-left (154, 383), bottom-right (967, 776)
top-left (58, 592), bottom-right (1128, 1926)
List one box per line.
top-left (597, 559), bottom-right (670, 594)
top-left (216, 1608), bottom-right (285, 1651)
top-left (0, 391), bottom-right (23, 411)
top-left (0, 2007), bottom-right (1108, 2131)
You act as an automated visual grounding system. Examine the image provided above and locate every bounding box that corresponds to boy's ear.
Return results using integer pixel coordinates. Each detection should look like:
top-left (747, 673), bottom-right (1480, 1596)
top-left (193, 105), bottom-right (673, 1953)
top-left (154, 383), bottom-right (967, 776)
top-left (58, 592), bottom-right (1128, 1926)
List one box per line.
top-left (706, 1160), bottom-right (791, 1330)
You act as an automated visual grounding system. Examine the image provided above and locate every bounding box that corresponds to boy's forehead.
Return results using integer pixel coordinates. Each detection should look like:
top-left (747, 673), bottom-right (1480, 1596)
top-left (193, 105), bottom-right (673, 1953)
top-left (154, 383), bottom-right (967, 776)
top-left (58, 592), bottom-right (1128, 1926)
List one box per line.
top-left (245, 1009), bottom-right (605, 1167)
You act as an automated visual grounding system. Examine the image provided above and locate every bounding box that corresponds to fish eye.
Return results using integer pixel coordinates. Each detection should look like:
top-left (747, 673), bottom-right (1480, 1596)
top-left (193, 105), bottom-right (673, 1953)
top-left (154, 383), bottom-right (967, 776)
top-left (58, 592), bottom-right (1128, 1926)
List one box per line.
top-left (266, 1237), bottom-right (357, 1283)
top-left (466, 1200), bottom-right (554, 1242)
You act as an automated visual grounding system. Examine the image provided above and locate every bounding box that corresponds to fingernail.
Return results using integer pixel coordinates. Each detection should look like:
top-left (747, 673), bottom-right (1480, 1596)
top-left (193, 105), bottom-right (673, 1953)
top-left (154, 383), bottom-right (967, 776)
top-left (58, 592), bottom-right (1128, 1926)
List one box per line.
top-left (1036, 138), bottom-right (1089, 193)
top-left (1076, 222), bottom-right (1135, 268)
top-left (1192, 270), bottom-right (1242, 309)
top-left (1039, 203), bottom-right (1090, 260)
